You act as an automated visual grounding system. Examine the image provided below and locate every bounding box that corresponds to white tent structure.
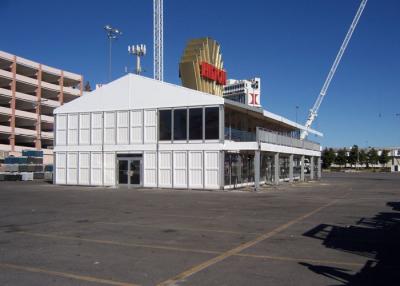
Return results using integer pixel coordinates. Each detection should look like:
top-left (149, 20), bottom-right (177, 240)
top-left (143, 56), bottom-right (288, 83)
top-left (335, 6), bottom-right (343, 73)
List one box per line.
top-left (54, 74), bottom-right (322, 190)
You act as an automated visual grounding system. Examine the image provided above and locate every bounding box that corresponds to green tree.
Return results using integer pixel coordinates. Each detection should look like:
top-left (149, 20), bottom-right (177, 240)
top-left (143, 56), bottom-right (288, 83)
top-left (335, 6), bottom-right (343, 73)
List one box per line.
top-left (348, 145), bottom-right (359, 167)
top-left (335, 148), bottom-right (347, 168)
top-left (358, 149), bottom-right (367, 167)
top-left (322, 148), bottom-right (336, 169)
top-left (379, 150), bottom-right (390, 167)
top-left (367, 148), bottom-right (379, 168)
top-left (84, 81), bottom-right (92, 92)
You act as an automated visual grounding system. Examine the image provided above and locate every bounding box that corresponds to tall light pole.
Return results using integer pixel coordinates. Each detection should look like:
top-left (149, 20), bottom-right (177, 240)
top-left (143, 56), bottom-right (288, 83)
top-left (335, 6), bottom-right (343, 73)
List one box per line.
top-left (104, 25), bottom-right (122, 82)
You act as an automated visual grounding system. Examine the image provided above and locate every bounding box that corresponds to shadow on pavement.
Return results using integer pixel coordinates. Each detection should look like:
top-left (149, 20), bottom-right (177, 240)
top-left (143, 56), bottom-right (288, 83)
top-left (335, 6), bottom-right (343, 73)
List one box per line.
top-left (300, 201), bottom-right (400, 285)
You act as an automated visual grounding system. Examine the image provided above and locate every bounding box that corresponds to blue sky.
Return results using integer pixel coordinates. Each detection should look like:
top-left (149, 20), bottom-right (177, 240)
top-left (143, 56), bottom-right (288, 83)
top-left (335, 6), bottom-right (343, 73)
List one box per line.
top-left (1, 0), bottom-right (399, 147)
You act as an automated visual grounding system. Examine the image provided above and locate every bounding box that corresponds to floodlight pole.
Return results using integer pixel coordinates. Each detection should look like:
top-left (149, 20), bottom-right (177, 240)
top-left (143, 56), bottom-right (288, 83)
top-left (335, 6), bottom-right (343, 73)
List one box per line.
top-left (104, 25), bottom-right (122, 82)
top-left (109, 38), bottom-right (112, 82)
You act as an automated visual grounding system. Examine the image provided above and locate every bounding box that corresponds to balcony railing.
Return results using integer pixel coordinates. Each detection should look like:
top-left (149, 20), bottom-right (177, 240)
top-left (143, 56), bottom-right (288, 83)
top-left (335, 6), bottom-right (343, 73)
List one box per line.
top-left (224, 127), bottom-right (320, 151)
top-left (257, 127), bottom-right (320, 151)
top-left (224, 127), bottom-right (256, 142)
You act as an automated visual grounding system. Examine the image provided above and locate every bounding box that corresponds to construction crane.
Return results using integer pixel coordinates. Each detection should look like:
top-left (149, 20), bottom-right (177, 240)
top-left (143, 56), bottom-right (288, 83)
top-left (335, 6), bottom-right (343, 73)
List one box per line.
top-left (153, 0), bottom-right (163, 81)
top-left (300, 0), bottom-right (368, 139)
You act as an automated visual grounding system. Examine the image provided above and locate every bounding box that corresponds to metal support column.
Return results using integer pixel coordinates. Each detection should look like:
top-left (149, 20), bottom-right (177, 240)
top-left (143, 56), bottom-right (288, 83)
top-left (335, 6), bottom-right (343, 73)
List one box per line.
top-left (310, 156), bottom-right (315, 180)
top-left (274, 152), bottom-right (279, 185)
top-left (254, 150), bottom-right (260, 191)
top-left (317, 157), bottom-right (322, 180)
top-left (289, 154), bottom-right (294, 182)
top-left (300, 155), bottom-right (305, 181)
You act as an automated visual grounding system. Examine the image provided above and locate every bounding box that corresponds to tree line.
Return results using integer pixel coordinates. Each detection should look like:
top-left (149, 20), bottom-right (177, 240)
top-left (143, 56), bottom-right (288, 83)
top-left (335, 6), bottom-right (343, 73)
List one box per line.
top-left (322, 145), bottom-right (391, 169)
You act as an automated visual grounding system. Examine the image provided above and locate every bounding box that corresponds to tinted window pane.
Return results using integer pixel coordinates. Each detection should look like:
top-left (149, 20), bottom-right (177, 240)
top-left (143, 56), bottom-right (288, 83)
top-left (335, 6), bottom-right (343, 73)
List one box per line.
top-left (174, 109), bottom-right (187, 140)
top-left (159, 110), bottom-right (171, 140)
top-left (205, 107), bottom-right (219, 140)
top-left (189, 108), bottom-right (203, 140)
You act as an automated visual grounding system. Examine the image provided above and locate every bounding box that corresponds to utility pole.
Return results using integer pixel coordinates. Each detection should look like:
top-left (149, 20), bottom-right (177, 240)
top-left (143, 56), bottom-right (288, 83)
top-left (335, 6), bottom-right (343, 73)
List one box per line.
top-left (104, 25), bottom-right (122, 82)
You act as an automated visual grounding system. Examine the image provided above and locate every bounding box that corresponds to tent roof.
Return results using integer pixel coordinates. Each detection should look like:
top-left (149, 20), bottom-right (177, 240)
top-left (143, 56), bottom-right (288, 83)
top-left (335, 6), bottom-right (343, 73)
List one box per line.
top-left (54, 74), bottom-right (322, 137)
top-left (54, 73), bottom-right (223, 114)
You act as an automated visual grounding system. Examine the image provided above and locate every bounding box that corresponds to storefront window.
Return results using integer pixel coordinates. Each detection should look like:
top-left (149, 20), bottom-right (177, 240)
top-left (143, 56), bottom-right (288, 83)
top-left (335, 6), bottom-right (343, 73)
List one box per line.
top-left (224, 151), bottom-right (255, 188)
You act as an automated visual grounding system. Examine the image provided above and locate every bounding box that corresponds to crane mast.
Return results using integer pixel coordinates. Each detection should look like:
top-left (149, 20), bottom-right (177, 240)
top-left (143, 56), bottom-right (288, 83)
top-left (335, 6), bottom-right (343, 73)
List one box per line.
top-left (153, 0), bottom-right (163, 81)
top-left (300, 0), bottom-right (368, 139)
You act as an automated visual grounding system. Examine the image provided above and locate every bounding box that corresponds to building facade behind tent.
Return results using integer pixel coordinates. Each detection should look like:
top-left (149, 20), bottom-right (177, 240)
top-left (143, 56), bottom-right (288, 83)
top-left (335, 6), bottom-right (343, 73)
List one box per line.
top-left (53, 74), bottom-right (322, 190)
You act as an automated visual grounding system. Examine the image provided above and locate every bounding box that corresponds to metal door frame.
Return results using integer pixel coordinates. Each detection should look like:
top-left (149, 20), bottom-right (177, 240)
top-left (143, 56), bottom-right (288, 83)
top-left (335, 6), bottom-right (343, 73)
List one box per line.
top-left (117, 157), bottom-right (143, 187)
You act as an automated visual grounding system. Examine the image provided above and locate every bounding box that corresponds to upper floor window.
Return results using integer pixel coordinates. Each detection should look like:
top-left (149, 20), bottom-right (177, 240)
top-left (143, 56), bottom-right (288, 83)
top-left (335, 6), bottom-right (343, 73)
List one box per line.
top-left (205, 107), bottom-right (219, 140)
top-left (189, 108), bottom-right (203, 140)
top-left (159, 110), bottom-right (172, 141)
top-left (174, 109), bottom-right (187, 140)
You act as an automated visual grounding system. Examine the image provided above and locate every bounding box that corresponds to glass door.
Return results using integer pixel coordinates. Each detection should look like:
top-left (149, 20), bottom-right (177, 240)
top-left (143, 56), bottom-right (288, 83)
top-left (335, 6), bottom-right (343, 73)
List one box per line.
top-left (118, 160), bottom-right (129, 185)
top-left (117, 156), bottom-right (143, 187)
top-left (129, 159), bottom-right (141, 186)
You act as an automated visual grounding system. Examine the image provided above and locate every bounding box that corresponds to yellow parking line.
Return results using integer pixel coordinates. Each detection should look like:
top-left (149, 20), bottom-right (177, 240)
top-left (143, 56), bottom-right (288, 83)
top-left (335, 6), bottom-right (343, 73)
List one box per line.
top-left (96, 221), bottom-right (262, 236)
top-left (13, 231), bottom-right (362, 268)
top-left (156, 195), bottom-right (348, 286)
top-left (0, 262), bottom-right (139, 286)
top-left (235, 253), bottom-right (363, 267)
top-left (16, 231), bottom-right (219, 255)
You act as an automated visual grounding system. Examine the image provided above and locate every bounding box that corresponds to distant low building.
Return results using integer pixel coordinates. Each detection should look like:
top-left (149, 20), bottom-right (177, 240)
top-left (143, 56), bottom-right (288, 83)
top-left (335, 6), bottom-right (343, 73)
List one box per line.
top-left (330, 147), bottom-right (400, 172)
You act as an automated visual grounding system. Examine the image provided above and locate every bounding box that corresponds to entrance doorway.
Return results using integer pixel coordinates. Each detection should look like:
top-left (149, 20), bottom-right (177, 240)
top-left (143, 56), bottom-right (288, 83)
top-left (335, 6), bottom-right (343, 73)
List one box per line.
top-left (117, 155), bottom-right (142, 187)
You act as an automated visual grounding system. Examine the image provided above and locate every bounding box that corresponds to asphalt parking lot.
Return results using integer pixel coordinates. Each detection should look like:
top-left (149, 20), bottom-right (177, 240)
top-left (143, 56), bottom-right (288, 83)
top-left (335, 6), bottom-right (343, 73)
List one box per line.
top-left (1, 172), bottom-right (400, 286)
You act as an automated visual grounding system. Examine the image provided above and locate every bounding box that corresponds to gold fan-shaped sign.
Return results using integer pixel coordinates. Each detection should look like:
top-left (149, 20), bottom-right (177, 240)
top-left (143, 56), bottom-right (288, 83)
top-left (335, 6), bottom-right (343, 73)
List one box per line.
top-left (179, 37), bottom-right (226, 96)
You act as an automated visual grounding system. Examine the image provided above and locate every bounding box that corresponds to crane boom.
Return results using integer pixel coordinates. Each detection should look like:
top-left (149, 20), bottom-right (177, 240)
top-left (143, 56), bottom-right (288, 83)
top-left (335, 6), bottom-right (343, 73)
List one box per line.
top-left (300, 0), bottom-right (368, 139)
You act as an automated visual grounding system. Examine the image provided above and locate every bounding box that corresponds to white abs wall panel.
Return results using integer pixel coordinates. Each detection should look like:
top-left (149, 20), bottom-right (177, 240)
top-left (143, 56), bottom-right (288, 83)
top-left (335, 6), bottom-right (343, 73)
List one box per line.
top-left (104, 112), bottom-right (116, 145)
top-left (56, 115), bottom-right (67, 146)
top-left (91, 152), bottom-right (103, 185)
top-left (67, 114), bottom-right (78, 145)
top-left (158, 151), bottom-right (172, 187)
top-left (79, 113), bottom-right (90, 145)
top-left (130, 110), bottom-right (143, 143)
top-left (55, 152), bottom-right (66, 184)
top-left (67, 152), bottom-right (78, 185)
top-left (79, 152), bottom-right (90, 185)
top-left (144, 110), bottom-right (156, 143)
top-left (173, 151), bottom-right (187, 188)
top-left (205, 151), bottom-right (219, 189)
top-left (91, 113), bottom-right (103, 145)
top-left (117, 111), bottom-right (129, 144)
top-left (103, 152), bottom-right (116, 186)
top-left (189, 151), bottom-right (203, 189)
top-left (144, 151), bottom-right (157, 187)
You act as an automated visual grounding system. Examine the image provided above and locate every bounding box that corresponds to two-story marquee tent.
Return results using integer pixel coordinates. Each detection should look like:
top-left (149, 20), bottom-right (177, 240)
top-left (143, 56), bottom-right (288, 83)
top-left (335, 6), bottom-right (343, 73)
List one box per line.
top-left (54, 74), bottom-right (322, 190)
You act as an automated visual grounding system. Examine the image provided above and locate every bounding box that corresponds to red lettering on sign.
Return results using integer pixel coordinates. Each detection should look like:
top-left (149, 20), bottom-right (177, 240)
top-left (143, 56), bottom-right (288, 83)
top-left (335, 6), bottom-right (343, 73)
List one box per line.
top-left (200, 62), bottom-right (226, 85)
top-left (250, 93), bottom-right (258, 105)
